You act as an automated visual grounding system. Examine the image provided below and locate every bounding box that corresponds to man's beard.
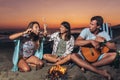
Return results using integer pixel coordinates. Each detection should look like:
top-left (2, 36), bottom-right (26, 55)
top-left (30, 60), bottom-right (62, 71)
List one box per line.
top-left (90, 28), bottom-right (98, 34)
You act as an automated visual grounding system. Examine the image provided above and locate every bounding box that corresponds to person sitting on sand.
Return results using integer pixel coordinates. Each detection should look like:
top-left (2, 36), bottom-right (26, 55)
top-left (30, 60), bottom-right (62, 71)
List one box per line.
top-left (9, 21), bottom-right (47, 72)
top-left (43, 21), bottom-right (74, 65)
top-left (71, 16), bottom-right (117, 80)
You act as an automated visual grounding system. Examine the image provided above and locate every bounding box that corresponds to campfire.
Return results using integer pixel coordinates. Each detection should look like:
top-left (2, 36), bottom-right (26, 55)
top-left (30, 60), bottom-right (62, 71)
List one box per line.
top-left (47, 65), bottom-right (67, 80)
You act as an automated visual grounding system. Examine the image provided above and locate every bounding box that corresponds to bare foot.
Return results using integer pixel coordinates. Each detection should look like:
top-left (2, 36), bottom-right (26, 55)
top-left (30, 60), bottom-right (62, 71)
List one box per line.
top-left (102, 70), bottom-right (111, 80)
top-left (36, 64), bottom-right (42, 70)
top-left (46, 63), bottom-right (55, 66)
top-left (81, 67), bottom-right (85, 72)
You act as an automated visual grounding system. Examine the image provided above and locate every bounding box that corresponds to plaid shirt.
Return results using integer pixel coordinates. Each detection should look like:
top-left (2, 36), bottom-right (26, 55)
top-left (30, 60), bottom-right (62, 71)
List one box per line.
top-left (49, 32), bottom-right (74, 57)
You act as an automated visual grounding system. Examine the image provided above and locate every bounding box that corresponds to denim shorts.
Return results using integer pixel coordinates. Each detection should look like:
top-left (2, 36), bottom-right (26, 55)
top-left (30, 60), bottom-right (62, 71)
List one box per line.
top-left (78, 50), bottom-right (105, 61)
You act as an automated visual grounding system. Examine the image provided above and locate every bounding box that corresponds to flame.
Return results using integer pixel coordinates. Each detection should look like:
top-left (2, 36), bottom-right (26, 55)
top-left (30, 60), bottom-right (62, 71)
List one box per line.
top-left (49, 65), bottom-right (67, 75)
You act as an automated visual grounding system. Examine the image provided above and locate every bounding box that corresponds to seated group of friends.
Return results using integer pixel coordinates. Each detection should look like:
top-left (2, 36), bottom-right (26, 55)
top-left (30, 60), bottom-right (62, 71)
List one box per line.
top-left (9, 16), bottom-right (117, 80)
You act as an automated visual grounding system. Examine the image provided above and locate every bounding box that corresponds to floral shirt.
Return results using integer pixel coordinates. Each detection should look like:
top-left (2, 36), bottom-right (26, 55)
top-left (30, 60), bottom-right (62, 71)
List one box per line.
top-left (49, 32), bottom-right (74, 57)
top-left (19, 34), bottom-right (36, 58)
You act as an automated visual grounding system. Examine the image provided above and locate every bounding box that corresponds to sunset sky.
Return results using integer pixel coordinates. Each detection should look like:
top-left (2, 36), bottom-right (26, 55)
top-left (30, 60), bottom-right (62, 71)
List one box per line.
top-left (0, 0), bottom-right (120, 30)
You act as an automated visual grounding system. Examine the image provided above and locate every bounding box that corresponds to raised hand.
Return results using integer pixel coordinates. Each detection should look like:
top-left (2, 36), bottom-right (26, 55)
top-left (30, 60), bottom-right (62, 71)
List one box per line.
top-left (42, 17), bottom-right (48, 35)
top-left (23, 28), bottom-right (33, 34)
top-left (95, 36), bottom-right (105, 43)
top-left (9, 28), bottom-right (33, 40)
top-left (91, 40), bottom-right (100, 49)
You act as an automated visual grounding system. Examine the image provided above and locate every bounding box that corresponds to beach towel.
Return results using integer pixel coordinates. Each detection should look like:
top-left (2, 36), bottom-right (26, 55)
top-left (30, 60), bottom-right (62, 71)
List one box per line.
top-left (11, 40), bottom-right (20, 72)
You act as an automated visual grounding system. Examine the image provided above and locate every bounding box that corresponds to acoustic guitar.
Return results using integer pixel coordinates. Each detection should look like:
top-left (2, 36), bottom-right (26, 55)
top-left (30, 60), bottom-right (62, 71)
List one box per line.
top-left (81, 36), bottom-right (120, 63)
top-left (81, 45), bottom-right (109, 63)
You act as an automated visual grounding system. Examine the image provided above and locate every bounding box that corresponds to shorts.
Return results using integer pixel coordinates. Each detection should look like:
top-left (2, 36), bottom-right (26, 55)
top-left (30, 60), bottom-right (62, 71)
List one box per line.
top-left (78, 50), bottom-right (105, 61)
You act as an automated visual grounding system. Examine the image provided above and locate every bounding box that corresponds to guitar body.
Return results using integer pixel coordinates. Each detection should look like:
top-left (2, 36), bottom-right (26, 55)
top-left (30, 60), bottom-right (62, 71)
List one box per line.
top-left (81, 47), bottom-right (101, 62)
top-left (101, 46), bottom-right (109, 53)
top-left (81, 46), bottom-right (110, 63)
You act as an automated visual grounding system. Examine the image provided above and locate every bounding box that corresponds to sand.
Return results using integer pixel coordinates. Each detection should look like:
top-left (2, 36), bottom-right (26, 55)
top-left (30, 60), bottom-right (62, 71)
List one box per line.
top-left (0, 42), bottom-right (120, 80)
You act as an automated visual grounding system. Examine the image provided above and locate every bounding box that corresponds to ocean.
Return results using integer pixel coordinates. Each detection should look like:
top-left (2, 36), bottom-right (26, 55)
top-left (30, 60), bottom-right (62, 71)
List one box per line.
top-left (0, 28), bottom-right (82, 43)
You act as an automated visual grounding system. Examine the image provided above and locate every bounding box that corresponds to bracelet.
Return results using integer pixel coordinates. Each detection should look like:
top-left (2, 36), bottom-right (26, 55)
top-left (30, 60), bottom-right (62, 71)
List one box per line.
top-left (100, 40), bottom-right (107, 46)
top-left (103, 40), bottom-right (107, 45)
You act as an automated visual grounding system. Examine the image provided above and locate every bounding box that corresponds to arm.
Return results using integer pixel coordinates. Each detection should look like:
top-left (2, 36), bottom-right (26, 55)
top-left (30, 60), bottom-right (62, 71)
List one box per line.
top-left (75, 36), bottom-right (100, 49)
top-left (9, 32), bottom-right (24, 40)
top-left (43, 23), bottom-right (48, 37)
top-left (95, 36), bottom-right (116, 50)
top-left (75, 36), bottom-right (92, 46)
top-left (106, 42), bottom-right (116, 50)
top-left (9, 28), bottom-right (32, 40)
top-left (42, 17), bottom-right (48, 37)
top-left (75, 28), bottom-right (99, 48)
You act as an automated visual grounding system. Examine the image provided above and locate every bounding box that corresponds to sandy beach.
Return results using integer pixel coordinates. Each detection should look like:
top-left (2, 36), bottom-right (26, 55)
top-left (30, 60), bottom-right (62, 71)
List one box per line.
top-left (0, 41), bottom-right (120, 80)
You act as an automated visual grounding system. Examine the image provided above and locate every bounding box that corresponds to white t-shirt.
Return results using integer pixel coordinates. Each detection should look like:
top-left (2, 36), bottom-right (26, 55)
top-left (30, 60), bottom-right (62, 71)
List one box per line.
top-left (80, 28), bottom-right (111, 41)
top-left (78, 28), bottom-right (111, 60)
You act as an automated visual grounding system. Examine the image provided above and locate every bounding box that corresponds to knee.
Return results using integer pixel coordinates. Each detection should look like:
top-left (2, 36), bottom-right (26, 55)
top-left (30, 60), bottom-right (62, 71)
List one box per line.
top-left (35, 59), bottom-right (44, 66)
top-left (68, 54), bottom-right (71, 59)
top-left (24, 67), bottom-right (30, 72)
top-left (39, 61), bottom-right (44, 66)
top-left (43, 54), bottom-right (47, 59)
top-left (107, 52), bottom-right (117, 61)
top-left (111, 52), bottom-right (117, 60)
top-left (65, 54), bottom-right (71, 60)
top-left (71, 53), bottom-right (77, 59)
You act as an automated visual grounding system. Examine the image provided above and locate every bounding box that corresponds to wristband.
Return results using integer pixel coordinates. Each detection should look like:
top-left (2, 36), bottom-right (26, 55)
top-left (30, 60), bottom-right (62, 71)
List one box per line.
top-left (100, 40), bottom-right (107, 46)
top-left (103, 40), bottom-right (107, 45)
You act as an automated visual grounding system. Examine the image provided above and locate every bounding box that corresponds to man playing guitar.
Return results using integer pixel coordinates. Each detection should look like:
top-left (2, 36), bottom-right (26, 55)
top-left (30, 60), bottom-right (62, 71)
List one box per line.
top-left (71, 16), bottom-right (117, 80)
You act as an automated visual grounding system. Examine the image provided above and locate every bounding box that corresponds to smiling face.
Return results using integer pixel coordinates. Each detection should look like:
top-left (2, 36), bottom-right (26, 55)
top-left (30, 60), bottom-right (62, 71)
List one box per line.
top-left (89, 20), bottom-right (100, 33)
top-left (32, 23), bottom-right (40, 35)
top-left (27, 21), bottom-right (40, 35)
top-left (59, 25), bottom-right (68, 34)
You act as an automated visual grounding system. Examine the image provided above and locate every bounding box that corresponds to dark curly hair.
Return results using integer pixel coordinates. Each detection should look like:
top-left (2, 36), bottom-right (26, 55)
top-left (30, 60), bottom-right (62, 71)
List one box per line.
top-left (91, 16), bottom-right (103, 27)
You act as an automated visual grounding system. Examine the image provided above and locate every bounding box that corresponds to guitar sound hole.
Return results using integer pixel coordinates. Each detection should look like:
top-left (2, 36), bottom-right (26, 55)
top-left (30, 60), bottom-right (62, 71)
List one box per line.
top-left (91, 52), bottom-right (94, 56)
top-left (90, 48), bottom-right (94, 56)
